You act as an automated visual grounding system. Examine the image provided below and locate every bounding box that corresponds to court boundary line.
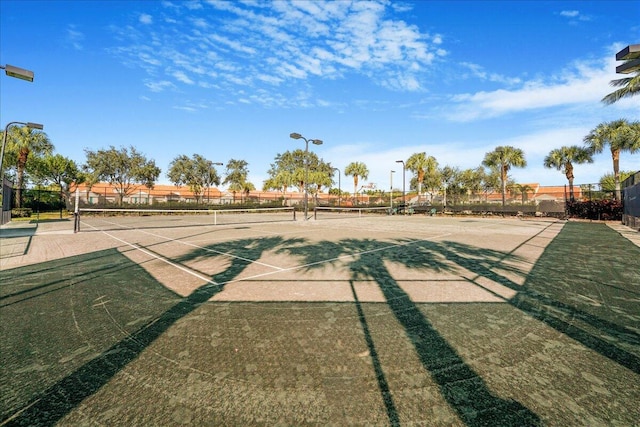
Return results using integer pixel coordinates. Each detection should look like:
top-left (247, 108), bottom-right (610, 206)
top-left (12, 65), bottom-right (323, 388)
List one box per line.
top-left (82, 217), bottom-right (286, 271)
top-left (82, 222), bottom-right (220, 287)
top-left (81, 217), bottom-right (563, 304)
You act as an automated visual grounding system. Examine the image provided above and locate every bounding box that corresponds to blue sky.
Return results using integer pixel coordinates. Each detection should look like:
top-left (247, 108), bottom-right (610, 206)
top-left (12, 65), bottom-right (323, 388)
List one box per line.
top-left (1, 0), bottom-right (639, 191)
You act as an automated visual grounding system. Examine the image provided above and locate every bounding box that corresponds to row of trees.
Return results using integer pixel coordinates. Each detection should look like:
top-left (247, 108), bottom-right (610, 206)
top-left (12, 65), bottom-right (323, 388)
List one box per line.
top-left (1, 58), bottom-right (638, 209)
top-left (0, 118), bottom-right (638, 210)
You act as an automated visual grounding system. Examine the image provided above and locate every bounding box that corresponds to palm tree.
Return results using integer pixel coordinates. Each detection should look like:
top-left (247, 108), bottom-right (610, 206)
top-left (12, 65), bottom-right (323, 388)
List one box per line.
top-left (602, 54), bottom-right (640, 104)
top-left (543, 146), bottom-right (594, 201)
top-left (344, 161), bottom-right (369, 202)
top-left (406, 152), bottom-right (438, 204)
top-left (223, 159), bottom-right (251, 203)
top-left (2, 125), bottom-right (53, 208)
top-left (482, 146), bottom-right (527, 208)
top-left (508, 183), bottom-right (535, 205)
top-left (583, 119), bottom-right (640, 200)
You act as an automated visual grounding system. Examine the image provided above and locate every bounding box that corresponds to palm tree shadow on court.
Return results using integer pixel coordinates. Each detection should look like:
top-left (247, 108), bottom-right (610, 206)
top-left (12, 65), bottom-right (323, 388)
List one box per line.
top-left (280, 237), bottom-right (541, 426)
top-left (433, 233), bottom-right (640, 374)
top-left (6, 236), bottom-right (295, 426)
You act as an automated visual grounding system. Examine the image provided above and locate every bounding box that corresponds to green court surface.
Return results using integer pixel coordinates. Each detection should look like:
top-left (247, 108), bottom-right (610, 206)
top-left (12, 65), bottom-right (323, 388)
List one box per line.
top-left (1, 215), bottom-right (638, 426)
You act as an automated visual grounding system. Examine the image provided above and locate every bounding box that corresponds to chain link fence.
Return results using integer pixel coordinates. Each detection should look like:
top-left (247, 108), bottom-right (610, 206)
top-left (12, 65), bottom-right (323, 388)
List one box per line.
top-left (1, 181), bottom-right (635, 224)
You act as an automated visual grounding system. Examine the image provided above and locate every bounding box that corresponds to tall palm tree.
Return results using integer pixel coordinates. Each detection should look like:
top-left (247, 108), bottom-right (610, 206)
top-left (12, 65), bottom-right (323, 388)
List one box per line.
top-left (543, 146), bottom-right (594, 201)
top-left (482, 146), bottom-right (527, 208)
top-left (583, 119), bottom-right (640, 200)
top-left (2, 125), bottom-right (53, 208)
top-left (406, 152), bottom-right (438, 204)
top-left (344, 161), bottom-right (369, 201)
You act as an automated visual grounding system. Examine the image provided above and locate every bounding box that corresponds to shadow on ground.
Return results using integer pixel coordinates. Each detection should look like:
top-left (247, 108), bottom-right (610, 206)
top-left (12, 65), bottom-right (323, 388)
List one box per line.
top-left (1, 222), bottom-right (638, 425)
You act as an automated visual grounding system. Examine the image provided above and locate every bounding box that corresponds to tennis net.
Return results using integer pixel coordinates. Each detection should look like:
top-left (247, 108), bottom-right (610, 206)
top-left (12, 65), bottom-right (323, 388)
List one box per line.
top-left (77, 206), bottom-right (296, 231)
top-left (313, 206), bottom-right (392, 220)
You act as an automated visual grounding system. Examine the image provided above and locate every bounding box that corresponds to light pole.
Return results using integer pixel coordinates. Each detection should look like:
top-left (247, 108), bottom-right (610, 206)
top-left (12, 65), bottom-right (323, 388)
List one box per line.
top-left (395, 160), bottom-right (405, 212)
top-left (390, 170), bottom-right (395, 210)
top-left (1, 64), bottom-right (35, 82)
top-left (332, 167), bottom-right (341, 207)
top-left (290, 132), bottom-right (323, 220)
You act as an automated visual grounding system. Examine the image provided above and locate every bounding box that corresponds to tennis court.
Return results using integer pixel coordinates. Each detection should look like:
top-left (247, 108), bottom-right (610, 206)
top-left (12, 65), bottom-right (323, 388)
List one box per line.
top-left (1, 210), bottom-right (639, 426)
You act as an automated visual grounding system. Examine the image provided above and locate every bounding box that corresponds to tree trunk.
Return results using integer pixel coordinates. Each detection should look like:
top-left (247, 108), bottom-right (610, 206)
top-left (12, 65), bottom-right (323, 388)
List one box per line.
top-left (500, 167), bottom-right (507, 209)
top-left (353, 176), bottom-right (359, 203)
top-left (612, 148), bottom-right (621, 200)
top-left (565, 163), bottom-right (575, 202)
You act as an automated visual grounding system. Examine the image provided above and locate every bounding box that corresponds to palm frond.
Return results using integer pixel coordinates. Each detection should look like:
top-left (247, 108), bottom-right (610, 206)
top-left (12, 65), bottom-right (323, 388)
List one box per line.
top-left (602, 73), bottom-right (640, 105)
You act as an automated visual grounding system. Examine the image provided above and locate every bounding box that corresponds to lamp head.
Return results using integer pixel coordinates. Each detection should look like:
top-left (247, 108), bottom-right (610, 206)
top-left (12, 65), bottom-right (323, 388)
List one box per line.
top-left (290, 132), bottom-right (302, 140)
top-left (27, 122), bottom-right (44, 130)
top-left (3, 64), bottom-right (34, 82)
top-left (312, 139), bottom-right (323, 145)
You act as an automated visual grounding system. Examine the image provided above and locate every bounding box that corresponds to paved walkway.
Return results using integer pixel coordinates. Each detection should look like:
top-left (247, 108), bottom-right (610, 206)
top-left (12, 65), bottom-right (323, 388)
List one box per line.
top-left (607, 222), bottom-right (640, 248)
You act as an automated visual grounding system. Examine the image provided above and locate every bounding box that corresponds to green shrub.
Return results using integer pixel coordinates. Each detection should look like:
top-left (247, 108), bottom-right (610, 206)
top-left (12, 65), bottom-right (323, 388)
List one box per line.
top-left (11, 208), bottom-right (33, 218)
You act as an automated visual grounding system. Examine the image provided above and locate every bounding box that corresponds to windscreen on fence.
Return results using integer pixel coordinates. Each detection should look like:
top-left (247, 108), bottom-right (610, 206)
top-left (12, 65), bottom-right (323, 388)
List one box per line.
top-left (622, 171), bottom-right (640, 229)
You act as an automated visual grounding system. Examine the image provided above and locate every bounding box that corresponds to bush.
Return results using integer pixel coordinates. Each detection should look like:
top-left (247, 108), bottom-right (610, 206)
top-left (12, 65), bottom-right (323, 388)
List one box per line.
top-left (11, 208), bottom-right (33, 218)
top-left (566, 199), bottom-right (622, 221)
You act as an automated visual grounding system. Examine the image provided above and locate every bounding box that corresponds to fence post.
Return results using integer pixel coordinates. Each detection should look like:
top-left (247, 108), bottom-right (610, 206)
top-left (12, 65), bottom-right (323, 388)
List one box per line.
top-left (74, 186), bottom-right (80, 233)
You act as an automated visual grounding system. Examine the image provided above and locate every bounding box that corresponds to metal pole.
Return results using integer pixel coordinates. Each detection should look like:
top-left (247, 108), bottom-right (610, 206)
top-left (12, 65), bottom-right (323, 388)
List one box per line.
top-left (390, 170), bottom-right (395, 211)
top-left (402, 164), bottom-right (406, 208)
top-left (304, 138), bottom-right (309, 220)
top-left (333, 167), bottom-right (341, 207)
top-left (396, 160), bottom-right (405, 214)
top-left (338, 170), bottom-right (341, 207)
top-left (291, 133), bottom-right (322, 220)
top-left (74, 185), bottom-right (80, 233)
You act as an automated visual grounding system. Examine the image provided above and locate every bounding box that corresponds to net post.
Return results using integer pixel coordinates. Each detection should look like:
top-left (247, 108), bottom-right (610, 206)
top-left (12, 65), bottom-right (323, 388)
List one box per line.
top-left (74, 186), bottom-right (80, 233)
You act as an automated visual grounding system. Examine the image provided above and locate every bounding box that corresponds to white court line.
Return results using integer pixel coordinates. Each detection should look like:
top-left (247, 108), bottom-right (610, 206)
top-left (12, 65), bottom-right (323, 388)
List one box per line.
top-left (84, 217), bottom-right (557, 296)
top-left (83, 218), bottom-right (455, 290)
top-left (217, 231), bottom-right (456, 286)
top-left (82, 222), bottom-right (219, 287)
top-left (84, 218), bottom-right (285, 271)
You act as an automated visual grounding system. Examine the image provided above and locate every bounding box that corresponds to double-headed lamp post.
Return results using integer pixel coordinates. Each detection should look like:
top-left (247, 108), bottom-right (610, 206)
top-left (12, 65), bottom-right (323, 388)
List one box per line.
top-left (395, 160), bottom-right (406, 211)
top-left (290, 132), bottom-right (323, 220)
top-left (332, 167), bottom-right (341, 207)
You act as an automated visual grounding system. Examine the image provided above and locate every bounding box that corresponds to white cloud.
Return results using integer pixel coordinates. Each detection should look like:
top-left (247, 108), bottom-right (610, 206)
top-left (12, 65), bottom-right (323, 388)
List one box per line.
top-left (560, 10), bottom-right (579, 18)
top-left (65, 25), bottom-right (84, 50)
top-left (172, 70), bottom-right (194, 85)
top-left (144, 80), bottom-right (175, 92)
top-left (559, 9), bottom-right (591, 22)
top-left (112, 0), bottom-right (441, 95)
top-left (139, 13), bottom-right (152, 24)
top-left (445, 55), bottom-right (617, 121)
